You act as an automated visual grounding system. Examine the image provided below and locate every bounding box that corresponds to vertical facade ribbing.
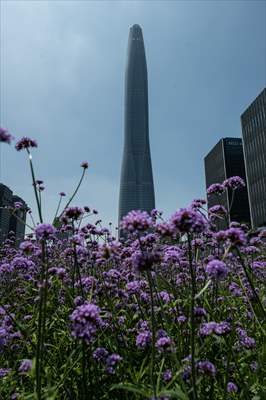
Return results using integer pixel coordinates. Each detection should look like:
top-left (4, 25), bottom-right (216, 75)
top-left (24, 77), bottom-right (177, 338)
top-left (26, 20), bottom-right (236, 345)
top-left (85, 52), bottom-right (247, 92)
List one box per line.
top-left (119, 25), bottom-right (155, 227)
top-left (241, 88), bottom-right (266, 228)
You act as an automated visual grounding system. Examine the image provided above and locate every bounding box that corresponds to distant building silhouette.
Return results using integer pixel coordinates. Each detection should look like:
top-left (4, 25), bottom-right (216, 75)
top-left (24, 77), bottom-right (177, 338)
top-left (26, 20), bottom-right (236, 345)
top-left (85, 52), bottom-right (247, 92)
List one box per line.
top-left (204, 138), bottom-right (251, 229)
top-left (241, 88), bottom-right (266, 228)
top-left (0, 184), bottom-right (13, 243)
top-left (9, 195), bottom-right (27, 244)
top-left (0, 183), bottom-right (27, 245)
top-left (119, 24), bottom-right (155, 234)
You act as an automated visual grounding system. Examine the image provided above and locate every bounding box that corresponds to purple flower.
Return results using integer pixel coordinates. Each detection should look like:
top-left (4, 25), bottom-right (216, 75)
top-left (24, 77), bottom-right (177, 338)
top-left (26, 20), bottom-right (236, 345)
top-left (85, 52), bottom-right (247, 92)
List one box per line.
top-left (223, 176), bottom-right (245, 190)
top-left (200, 321), bottom-right (231, 336)
top-left (209, 205), bottom-right (227, 215)
top-left (194, 307), bottom-right (207, 317)
top-left (190, 199), bottom-right (206, 209)
top-left (131, 250), bottom-right (160, 272)
top-left (0, 127), bottom-right (14, 144)
top-left (93, 347), bottom-right (108, 361)
top-left (19, 359), bottom-right (32, 373)
top-left (105, 353), bottom-right (122, 375)
top-left (0, 368), bottom-right (11, 378)
top-left (227, 382), bottom-right (238, 393)
top-left (225, 227), bottom-right (246, 245)
top-left (19, 241), bottom-right (35, 255)
top-left (120, 210), bottom-right (153, 233)
top-left (163, 369), bottom-right (172, 382)
top-left (35, 223), bottom-right (56, 240)
top-left (136, 330), bottom-right (151, 348)
top-left (197, 361), bottom-right (216, 377)
top-left (70, 303), bottom-right (102, 344)
top-left (170, 208), bottom-right (207, 234)
top-left (64, 207), bottom-right (84, 220)
top-left (15, 136), bottom-right (37, 151)
top-left (156, 336), bottom-right (173, 353)
top-left (207, 183), bottom-right (224, 195)
top-left (81, 161), bottom-right (89, 169)
top-left (206, 259), bottom-right (228, 280)
top-left (59, 192), bottom-right (66, 196)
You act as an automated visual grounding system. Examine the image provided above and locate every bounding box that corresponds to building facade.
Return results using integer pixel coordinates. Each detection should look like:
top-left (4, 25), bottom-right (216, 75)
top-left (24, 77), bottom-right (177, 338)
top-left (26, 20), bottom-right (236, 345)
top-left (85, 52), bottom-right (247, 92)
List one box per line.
top-left (0, 183), bottom-right (27, 245)
top-left (9, 195), bottom-right (27, 244)
top-left (204, 138), bottom-right (251, 229)
top-left (119, 24), bottom-right (155, 231)
top-left (0, 184), bottom-right (13, 243)
top-left (241, 88), bottom-right (266, 228)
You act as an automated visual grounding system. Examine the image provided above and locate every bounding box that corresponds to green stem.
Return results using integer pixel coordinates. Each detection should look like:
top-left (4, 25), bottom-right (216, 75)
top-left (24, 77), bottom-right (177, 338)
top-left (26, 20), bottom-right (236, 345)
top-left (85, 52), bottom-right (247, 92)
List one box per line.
top-left (53, 196), bottom-right (63, 224)
top-left (147, 270), bottom-right (156, 399)
top-left (187, 234), bottom-right (198, 400)
top-left (58, 168), bottom-right (86, 220)
top-left (27, 149), bottom-right (43, 223)
top-left (35, 241), bottom-right (46, 399)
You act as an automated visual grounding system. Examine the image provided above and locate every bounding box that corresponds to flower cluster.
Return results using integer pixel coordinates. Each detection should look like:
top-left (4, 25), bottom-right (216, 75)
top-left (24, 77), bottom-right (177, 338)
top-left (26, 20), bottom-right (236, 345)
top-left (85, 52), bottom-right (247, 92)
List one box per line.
top-left (70, 303), bottom-right (102, 344)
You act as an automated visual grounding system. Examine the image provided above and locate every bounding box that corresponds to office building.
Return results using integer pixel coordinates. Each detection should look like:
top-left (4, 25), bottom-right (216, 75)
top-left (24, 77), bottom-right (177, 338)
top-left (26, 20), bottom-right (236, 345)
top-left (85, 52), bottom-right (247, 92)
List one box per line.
top-left (204, 138), bottom-right (251, 229)
top-left (0, 183), bottom-right (27, 245)
top-left (0, 183), bottom-right (13, 243)
top-left (241, 88), bottom-right (266, 228)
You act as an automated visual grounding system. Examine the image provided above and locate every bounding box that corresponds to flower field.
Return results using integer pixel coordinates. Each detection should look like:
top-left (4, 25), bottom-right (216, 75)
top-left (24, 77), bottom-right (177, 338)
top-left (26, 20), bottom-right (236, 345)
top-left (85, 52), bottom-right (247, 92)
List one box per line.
top-left (0, 129), bottom-right (265, 399)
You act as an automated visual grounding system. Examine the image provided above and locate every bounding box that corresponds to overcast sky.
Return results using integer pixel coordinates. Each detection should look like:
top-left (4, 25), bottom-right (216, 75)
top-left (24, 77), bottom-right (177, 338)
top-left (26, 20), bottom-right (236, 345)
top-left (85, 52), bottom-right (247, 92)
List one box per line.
top-left (0, 0), bottom-right (265, 231)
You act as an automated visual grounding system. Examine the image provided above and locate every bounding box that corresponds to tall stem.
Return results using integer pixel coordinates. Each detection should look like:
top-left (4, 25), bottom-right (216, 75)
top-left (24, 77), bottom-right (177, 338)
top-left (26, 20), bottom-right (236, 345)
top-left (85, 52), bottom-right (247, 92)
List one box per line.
top-left (27, 149), bottom-right (43, 223)
top-left (35, 240), bottom-right (46, 399)
top-left (188, 233), bottom-right (198, 400)
top-left (58, 169), bottom-right (86, 220)
top-left (147, 270), bottom-right (156, 398)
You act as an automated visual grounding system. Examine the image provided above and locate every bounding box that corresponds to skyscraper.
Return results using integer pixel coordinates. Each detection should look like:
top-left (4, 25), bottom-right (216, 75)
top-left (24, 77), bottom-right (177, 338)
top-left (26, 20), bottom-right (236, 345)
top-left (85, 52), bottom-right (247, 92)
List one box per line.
top-left (9, 195), bottom-right (27, 245)
top-left (241, 88), bottom-right (266, 228)
top-left (119, 24), bottom-right (155, 230)
top-left (0, 183), bottom-right (12, 243)
top-left (0, 183), bottom-right (27, 245)
top-left (204, 138), bottom-right (251, 229)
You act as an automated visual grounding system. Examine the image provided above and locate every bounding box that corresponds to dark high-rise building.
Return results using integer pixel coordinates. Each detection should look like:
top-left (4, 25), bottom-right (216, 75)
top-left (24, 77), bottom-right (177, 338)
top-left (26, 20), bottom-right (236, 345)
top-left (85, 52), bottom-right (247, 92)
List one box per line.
top-left (9, 195), bottom-right (27, 244)
top-left (119, 24), bottom-right (155, 230)
top-left (0, 183), bottom-right (27, 245)
top-left (241, 88), bottom-right (266, 228)
top-left (0, 183), bottom-right (12, 243)
top-left (204, 138), bottom-right (251, 229)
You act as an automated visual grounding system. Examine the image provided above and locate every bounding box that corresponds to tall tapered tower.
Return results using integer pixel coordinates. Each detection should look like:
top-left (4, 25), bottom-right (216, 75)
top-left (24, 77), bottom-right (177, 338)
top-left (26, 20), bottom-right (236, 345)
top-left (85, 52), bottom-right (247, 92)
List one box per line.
top-left (119, 24), bottom-right (155, 229)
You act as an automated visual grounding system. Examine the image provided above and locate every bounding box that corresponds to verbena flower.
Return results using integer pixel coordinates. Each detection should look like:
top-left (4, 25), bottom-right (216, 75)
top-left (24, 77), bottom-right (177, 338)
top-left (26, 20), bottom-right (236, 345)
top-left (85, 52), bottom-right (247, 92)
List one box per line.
top-left (0, 127), bottom-right (14, 144)
top-left (225, 227), bottom-right (246, 245)
top-left (0, 368), bottom-right (11, 378)
top-left (64, 207), bottom-right (84, 220)
top-left (120, 210), bottom-right (153, 233)
top-left (197, 361), bottom-right (216, 377)
top-left (170, 208), bottom-right (207, 234)
top-left (206, 259), bottom-right (228, 280)
top-left (15, 136), bottom-right (37, 151)
top-left (19, 359), bottom-right (32, 373)
top-left (207, 183), bottom-right (224, 195)
top-left (200, 321), bottom-right (231, 336)
top-left (70, 303), bottom-right (102, 344)
top-left (81, 161), bottom-right (89, 169)
top-left (227, 382), bottom-right (238, 393)
top-left (35, 223), bottom-right (56, 240)
top-left (223, 176), bottom-right (245, 189)
top-left (136, 330), bottom-right (151, 348)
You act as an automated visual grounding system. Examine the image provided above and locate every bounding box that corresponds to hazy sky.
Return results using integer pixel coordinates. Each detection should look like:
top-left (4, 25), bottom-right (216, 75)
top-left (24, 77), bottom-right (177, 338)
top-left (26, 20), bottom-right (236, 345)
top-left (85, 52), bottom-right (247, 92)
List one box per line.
top-left (0, 0), bottom-right (265, 231)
